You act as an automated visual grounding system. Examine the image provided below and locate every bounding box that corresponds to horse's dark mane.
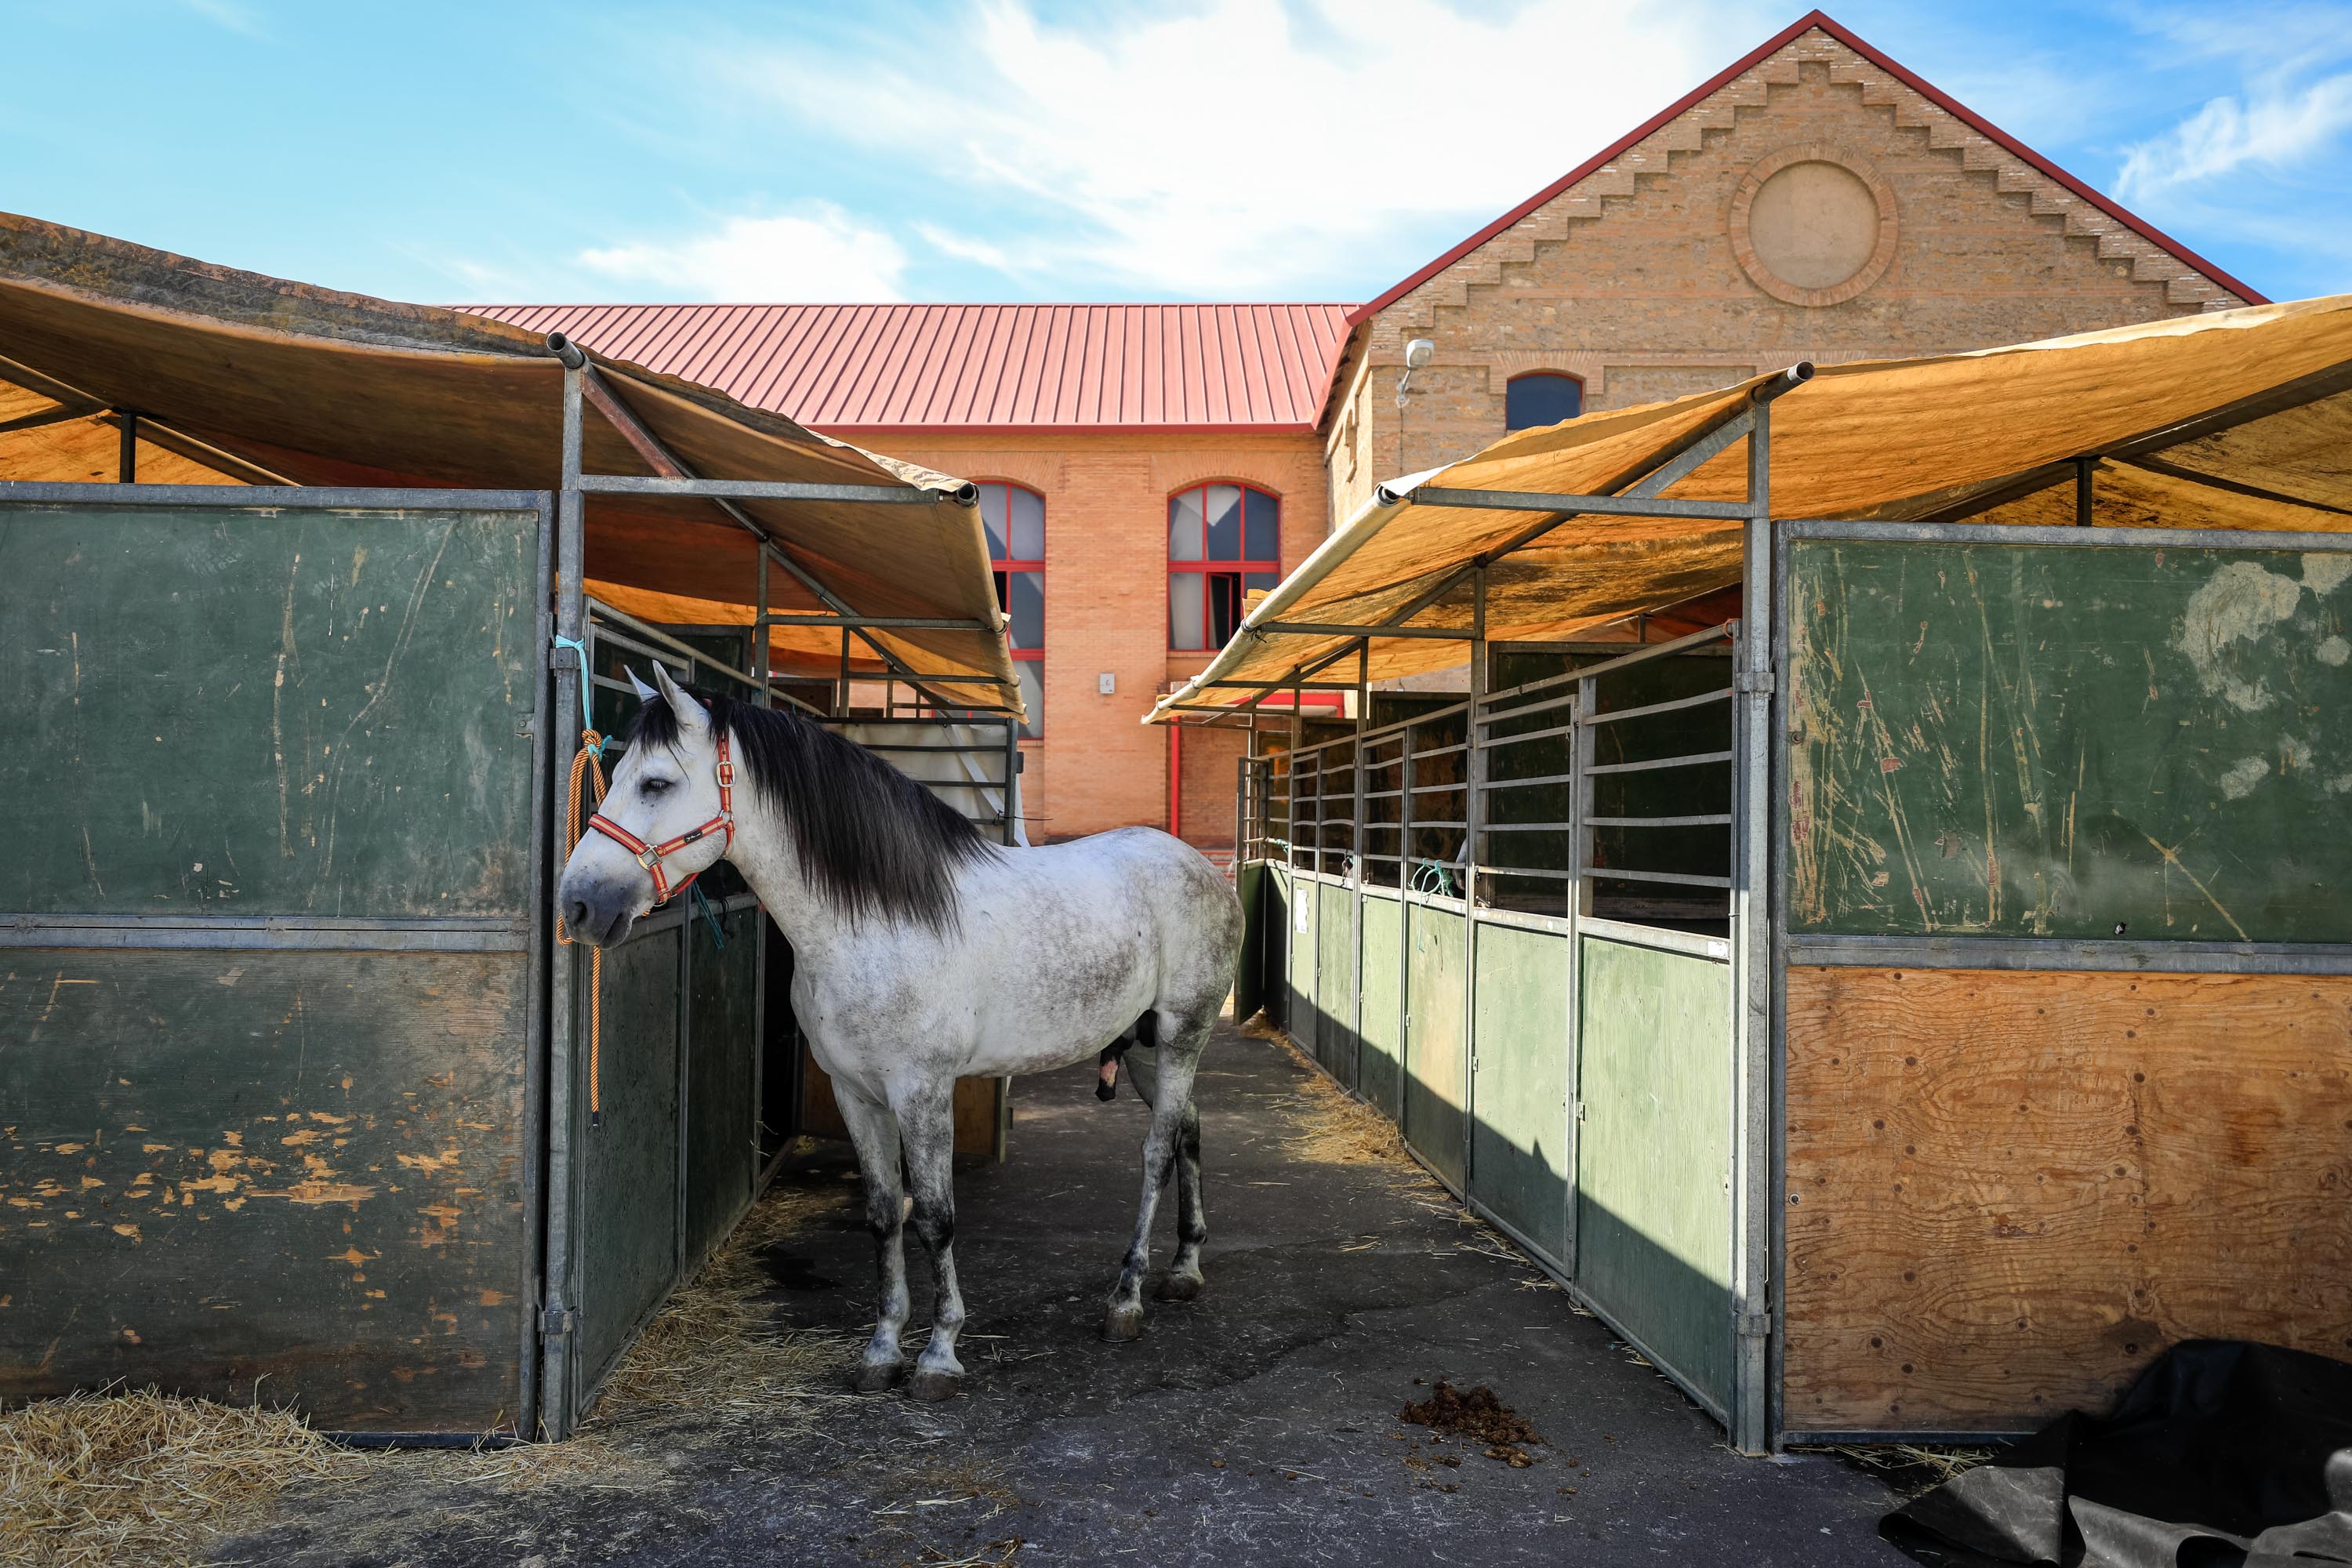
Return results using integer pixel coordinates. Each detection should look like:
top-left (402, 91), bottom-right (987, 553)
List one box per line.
top-left (628, 688), bottom-right (992, 931)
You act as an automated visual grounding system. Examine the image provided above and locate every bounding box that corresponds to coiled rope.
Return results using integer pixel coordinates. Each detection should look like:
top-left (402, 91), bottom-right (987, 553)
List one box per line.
top-left (554, 724), bottom-right (609, 1129)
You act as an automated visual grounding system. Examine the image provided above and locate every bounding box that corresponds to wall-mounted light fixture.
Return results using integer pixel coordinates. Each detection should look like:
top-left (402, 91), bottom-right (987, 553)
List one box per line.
top-left (1395, 338), bottom-right (1435, 412)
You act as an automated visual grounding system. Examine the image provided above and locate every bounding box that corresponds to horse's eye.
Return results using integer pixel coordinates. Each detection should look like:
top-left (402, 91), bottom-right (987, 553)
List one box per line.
top-left (641, 777), bottom-right (673, 797)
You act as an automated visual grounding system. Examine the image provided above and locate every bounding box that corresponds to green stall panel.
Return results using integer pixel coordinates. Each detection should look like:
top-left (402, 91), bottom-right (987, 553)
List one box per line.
top-left (1232, 862), bottom-right (1265, 1022)
top-left (1287, 876), bottom-right (1318, 1050)
top-left (684, 902), bottom-right (762, 1271)
top-left (1788, 535), bottom-right (2352, 942)
top-left (1315, 884), bottom-right (1358, 1087)
top-left (1402, 902), bottom-right (1468, 1191)
top-left (1468, 923), bottom-right (1570, 1268)
top-left (0, 947), bottom-right (532, 1432)
top-left (1264, 868), bottom-right (1290, 1033)
top-left (1357, 892), bottom-right (1405, 1120)
top-left (0, 501), bottom-right (539, 919)
top-left (1574, 935), bottom-right (1732, 1415)
top-left (574, 924), bottom-right (683, 1397)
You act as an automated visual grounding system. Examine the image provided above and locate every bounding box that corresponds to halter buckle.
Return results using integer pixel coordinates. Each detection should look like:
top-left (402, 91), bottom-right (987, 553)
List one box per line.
top-left (714, 760), bottom-right (735, 788)
top-left (635, 846), bottom-right (662, 870)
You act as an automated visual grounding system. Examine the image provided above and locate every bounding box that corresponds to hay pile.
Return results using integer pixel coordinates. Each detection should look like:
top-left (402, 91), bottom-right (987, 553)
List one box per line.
top-left (0, 1172), bottom-right (858, 1561)
top-left (0, 1386), bottom-right (352, 1567)
top-left (1253, 1022), bottom-right (1413, 1169)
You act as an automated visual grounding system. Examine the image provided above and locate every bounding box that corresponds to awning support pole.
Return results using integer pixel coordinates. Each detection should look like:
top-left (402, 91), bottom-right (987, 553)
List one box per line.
top-left (1730, 394), bottom-right (1777, 1457)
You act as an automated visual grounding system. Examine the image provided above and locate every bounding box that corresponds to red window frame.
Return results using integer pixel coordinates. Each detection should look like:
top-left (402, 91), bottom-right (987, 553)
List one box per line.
top-left (1167, 481), bottom-right (1279, 652)
top-left (978, 481), bottom-right (1044, 736)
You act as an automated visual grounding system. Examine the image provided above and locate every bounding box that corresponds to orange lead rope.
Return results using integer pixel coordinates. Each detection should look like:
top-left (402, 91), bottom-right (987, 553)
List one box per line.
top-left (554, 728), bottom-right (608, 1125)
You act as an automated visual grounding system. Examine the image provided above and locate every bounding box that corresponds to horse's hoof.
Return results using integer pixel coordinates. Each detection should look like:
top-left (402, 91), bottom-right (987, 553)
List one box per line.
top-left (851, 1359), bottom-right (905, 1393)
top-left (906, 1368), bottom-right (962, 1403)
top-left (1102, 1304), bottom-right (1144, 1342)
top-left (1156, 1271), bottom-right (1204, 1302)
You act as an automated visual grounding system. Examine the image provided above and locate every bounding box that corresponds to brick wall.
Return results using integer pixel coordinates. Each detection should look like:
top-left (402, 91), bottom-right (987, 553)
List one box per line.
top-left (1333, 28), bottom-right (2251, 521)
top-left (828, 430), bottom-right (1324, 841)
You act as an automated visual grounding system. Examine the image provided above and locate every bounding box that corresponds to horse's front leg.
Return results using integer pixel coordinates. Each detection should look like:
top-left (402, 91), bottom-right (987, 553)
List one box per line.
top-left (834, 1083), bottom-right (910, 1392)
top-left (895, 1081), bottom-right (967, 1401)
top-left (1105, 1014), bottom-right (1208, 1341)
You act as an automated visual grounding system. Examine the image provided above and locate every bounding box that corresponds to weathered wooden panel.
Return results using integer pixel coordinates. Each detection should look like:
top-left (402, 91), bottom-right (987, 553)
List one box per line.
top-left (1783, 965), bottom-right (2352, 1435)
top-left (0, 501), bottom-right (539, 917)
top-left (575, 927), bottom-right (681, 1394)
top-left (1574, 936), bottom-right (1732, 1412)
top-left (795, 1047), bottom-right (1004, 1160)
top-left (1402, 903), bottom-right (1468, 1190)
top-left (1787, 537), bottom-right (2352, 942)
top-left (0, 949), bottom-right (530, 1431)
top-left (685, 906), bottom-right (760, 1269)
top-left (1232, 862), bottom-right (1264, 1023)
top-left (1316, 884), bottom-right (1358, 1088)
top-left (1358, 893), bottom-right (1405, 1121)
top-left (1468, 923), bottom-right (1570, 1265)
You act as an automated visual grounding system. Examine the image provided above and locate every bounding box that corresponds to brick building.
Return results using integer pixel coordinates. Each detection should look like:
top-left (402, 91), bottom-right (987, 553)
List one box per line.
top-left (481, 10), bottom-right (2263, 851)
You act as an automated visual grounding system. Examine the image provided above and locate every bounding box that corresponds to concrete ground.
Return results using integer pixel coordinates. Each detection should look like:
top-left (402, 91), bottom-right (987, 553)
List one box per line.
top-left (227, 1017), bottom-right (1912, 1567)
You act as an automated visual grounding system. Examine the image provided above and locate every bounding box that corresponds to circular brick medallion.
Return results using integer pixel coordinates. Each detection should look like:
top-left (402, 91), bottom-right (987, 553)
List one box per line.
top-left (1730, 143), bottom-right (1897, 307)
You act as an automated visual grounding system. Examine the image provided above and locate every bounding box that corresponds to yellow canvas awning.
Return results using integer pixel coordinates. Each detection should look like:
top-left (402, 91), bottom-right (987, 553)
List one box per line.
top-left (1152, 295), bottom-right (2352, 723)
top-left (0, 212), bottom-right (1022, 715)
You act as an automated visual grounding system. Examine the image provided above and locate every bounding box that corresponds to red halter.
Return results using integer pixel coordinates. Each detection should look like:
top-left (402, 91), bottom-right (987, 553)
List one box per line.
top-left (585, 733), bottom-right (735, 906)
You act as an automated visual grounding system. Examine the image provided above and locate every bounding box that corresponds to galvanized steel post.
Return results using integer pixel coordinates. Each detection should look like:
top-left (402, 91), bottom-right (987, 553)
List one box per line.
top-left (1352, 642), bottom-right (1370, 1088)
top-left (1730, 396), bottom-right (1777, 1455)
top-left (1461, 566), bottom-right (1487, 1188)
top-left (541, 361), bottom-right (587, 1437)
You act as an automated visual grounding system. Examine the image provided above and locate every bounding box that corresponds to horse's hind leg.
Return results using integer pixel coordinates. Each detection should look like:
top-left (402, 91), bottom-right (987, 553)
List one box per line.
top-left (1104, 1008), bottom-right (1210, 1341)
top-left (1155, 1097), bottom-right (1206, 1301)
top-left (895, 1082), bottom-right (967, 1402)
top-left (834, 1083), bottom-right (911, 1392)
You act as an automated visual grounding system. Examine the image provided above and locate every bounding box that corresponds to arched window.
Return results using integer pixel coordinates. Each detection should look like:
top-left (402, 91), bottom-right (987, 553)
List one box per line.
top-left (1167, 483), bottom-right (1279, 650)
top-left (978, 482), bottom-right (1044, 735)
top-left (1506, 372), bottom-right (1584, 431)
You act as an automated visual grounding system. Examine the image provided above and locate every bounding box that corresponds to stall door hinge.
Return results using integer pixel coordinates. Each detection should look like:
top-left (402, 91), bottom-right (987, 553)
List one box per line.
top-left (539, 1305), bottom-right (575, 1337)
top-left (1734, 670), bottom-right (1776, 695)
top-left (1734, 1308), bottom-right (1773, 1340)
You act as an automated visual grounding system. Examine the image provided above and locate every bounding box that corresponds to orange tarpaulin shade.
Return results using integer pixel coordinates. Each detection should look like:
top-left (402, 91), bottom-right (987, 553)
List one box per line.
top-left (0, 212), bottom-right (1022, 715)
top-left (1152, 295), bottom-right (2352, 720)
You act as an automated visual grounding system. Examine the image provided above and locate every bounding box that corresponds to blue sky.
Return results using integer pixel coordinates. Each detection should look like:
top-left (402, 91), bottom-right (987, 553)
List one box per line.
top-left (6, 0), bottom-right (2350, 307)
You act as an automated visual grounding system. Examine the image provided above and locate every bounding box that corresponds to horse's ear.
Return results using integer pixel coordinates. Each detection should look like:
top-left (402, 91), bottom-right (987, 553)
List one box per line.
top-left (626, 666), bottom-right (659, 704)
top-left (652, 662), bottom-right (711, 735)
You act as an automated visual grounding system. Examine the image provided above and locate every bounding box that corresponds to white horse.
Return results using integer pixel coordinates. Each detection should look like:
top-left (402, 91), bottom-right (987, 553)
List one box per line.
top-left (557, 666), bottom-right (1243, 1401)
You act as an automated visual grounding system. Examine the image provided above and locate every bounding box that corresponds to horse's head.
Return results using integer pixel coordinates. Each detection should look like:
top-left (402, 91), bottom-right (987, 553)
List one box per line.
top-left (557, 662), bottom-right (735, 947)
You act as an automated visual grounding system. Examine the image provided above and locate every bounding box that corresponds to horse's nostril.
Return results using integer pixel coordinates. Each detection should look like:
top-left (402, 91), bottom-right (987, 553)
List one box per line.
top-left (566, 899), bottom-right (590, 931)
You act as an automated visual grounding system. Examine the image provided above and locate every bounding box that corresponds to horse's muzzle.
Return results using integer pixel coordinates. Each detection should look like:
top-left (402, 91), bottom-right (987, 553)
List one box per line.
top-left (557, 868), bottom-right (640, 948)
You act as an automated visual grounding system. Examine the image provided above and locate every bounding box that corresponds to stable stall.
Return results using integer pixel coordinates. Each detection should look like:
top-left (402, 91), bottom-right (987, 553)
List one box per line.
top-left (1162, 296), bottom-right (2352, 1451)
top-left (0, 214), bottom-right (1023, 1439)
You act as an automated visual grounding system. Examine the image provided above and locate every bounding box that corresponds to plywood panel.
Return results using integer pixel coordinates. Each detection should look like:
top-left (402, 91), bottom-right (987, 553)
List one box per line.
top-left (1784, 966), bottom-right (2352, 1435)
top-left (1316, 884), bottom-right (1358, 1087)
top-left (1402, 902), bottom-right (1467, 1189)
top-left (1468, 922), bottom-right (1570, 1265)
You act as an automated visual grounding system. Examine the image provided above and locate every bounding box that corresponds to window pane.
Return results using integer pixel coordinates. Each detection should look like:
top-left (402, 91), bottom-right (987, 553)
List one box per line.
top-left (1168, 488), bottom-right (1203, 560)
top-left (1205, 484), bottom-right (1243, 560)
top-left (978, 483), bottom-right (1008, 558)
top-left (1208, 572), bottom-right (1243, 646)
top-left (1243, 488), bottom-right (1279, 562)
top-left (1505, 373), bottom-right (1583, 431)
top-left (1008, 486), bottom-right (1044, 561)
top-left (1009, 570), bottom-right (1044, 650)
top-left (1016, 660), bottom-right (1044, 740)
top-left (1168, 572), bottom-right (1205, 648)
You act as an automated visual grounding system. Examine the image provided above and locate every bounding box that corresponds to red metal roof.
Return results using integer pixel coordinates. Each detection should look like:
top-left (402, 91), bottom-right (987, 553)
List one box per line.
top-left (461, 303), bottom-right (1356, 433)
top-left (1347, 9), bottom-right (2267, 325)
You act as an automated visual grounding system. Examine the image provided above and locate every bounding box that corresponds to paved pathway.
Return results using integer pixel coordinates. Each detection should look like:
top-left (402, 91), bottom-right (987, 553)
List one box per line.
top-left (229, 1018), bottom-right (1912, 1566)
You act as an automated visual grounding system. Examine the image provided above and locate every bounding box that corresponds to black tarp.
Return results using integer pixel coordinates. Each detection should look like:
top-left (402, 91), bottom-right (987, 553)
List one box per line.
top-left (1883, 1341), bottom-right (2352, 1566)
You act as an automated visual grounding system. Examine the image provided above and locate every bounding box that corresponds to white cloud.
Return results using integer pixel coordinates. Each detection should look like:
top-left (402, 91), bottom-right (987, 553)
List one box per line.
top-left (578, 206), bottom-right (909, 302)
top-left (2116, 71), bottom-right (2352, 202)
top-left (715, 0), bottom-right (1766, 297)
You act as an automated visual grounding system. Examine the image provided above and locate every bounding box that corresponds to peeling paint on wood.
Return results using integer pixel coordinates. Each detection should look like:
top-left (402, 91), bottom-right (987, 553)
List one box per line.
top-left (1787, 538), bottom-right (2352, 941)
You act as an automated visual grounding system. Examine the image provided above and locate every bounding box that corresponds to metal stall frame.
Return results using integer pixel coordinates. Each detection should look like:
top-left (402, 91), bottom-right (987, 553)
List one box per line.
top-left (537, 348), bottom-right (1019, 1436)
top-left (0, 478), bottom-right (557, 1447)
top-left (1765, 514), bottom-right (2352, 1449)
top-left (1190, 366), bottom-right (1809, 1453)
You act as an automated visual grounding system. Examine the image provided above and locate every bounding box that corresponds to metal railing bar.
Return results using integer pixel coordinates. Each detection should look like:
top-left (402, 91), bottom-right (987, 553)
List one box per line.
top-left (1586, 813), bottom-right (1733, 827)
top-left (1479, 690), bottom-right (1577, 725)
top-left (1483, 822), bottom-right (1574, 832)
top-left (1482, 771), bottom-right (1579, 792)
top-left (1483, 721), bottom-right (1578, 750)
top-left (1585, 750), bottom-right (1735, 776)
top-left (1585, 686), bottom-right (1733, 726)
top-left (1582, 866), bottom-right (1734, 888)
